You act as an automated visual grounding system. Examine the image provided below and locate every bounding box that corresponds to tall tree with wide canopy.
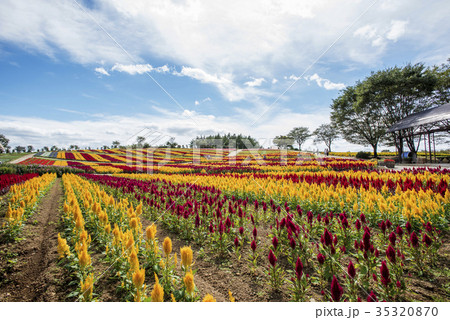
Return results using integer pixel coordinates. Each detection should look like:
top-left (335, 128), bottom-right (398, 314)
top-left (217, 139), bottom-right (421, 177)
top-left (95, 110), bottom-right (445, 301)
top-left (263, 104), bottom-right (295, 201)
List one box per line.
top-left (355, 63), bottom-right (439, 158)
top-left (331, 85), bottom-right (386, 158)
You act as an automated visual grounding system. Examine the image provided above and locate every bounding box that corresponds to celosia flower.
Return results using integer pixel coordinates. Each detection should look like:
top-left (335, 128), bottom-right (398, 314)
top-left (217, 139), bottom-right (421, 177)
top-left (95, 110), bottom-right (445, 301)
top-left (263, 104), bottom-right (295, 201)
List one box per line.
top-left (234, 236), bottom-right (239, 248)
top-left (367, 291), bottom-right (378, 302)
top-left (323, 228), bottom-right (333, 247)
top-left (163, 237), bottom-right (172, 256)
top-left (252, 227), bottom-right (257, 238)
top-left (396, 280), bottom-right (402, 288)
top-left (363, 230), bottom-right (371, 251)
top-left (151, 274), bottom-right (164, 302)
top-left (272, 236), bottom-right (279, 250)
top-left (251, 240), bottom-right (257, 252)
top-left (396, 225), bottom-right (403, 237)
top-left (405, 221), bottom-right (412, 234)
top-left (347, 260), bottom-right (356, 279)
top-left (239, 227), bottom-right (244, 235)
top-left (355, 219), bottom-right (361, 230)
top-left (386, 219), bottom-right (392, 230)
top-left (295, 257), bottom-right (303, 280)
top-left (380, 261), bottom-right (390, 287)
top-left (330, 275), bottom-right (343, 302)
top-left (410, 231), bottom-right (419, 248)
top-left (389, 232), bottom-right (397, 246)
top-left (129, 247), bottom-right (139, 272)
top-left (132, 268), bottom-right (145, 289)
top-left (317, 253), bottom-right (325, 265)
top-left (360, 213), bottom-right (366, 224)
top-left (422, 233), bottom-right (432, 247)
top-left (78, 247), bottom-right (91, 268)
top-left (202, 294), bottom-right (216, 302)
top-left (184, 271), bottom-right (195, 294)
top-left (379, 221), bottom-right (387, 234)
top-left (180, 246), bottom-right (193, 269)
top-left (289, 237), bottom-right (296, 250)
top-left (229, 291), bottom-right (235, 302)
top-left (386, 245), bottom-right (396, 264)
top-left (268, 249), bottom-right (277, 267)
top-left (80, 274), bottom-right (94, 301)
top-left (146, 224), bottom-right (157, 240)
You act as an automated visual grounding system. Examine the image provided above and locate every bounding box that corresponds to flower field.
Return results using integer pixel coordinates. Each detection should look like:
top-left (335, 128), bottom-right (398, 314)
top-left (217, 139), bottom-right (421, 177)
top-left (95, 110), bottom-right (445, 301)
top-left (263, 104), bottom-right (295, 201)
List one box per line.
top-left (1, 149), bottom-right (449, 302)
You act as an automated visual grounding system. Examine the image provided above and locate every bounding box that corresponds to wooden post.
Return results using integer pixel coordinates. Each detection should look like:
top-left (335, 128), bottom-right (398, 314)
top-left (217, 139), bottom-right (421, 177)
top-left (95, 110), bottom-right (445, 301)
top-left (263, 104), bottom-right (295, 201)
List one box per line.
top-left (428, 132), bottom-right (432, 163)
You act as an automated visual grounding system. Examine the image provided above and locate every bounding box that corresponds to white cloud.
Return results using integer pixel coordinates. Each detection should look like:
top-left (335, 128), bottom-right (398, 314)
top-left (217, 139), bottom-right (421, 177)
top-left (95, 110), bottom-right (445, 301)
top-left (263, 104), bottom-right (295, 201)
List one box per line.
top-left (95, 67), bottom-right (110, 76)
top-left (272, 78), bottom-right (278, 84)
top-left (110, 63), bottom-right (169, 75)
top-left (354, 25), bottom-right (377, 40)
top-left (386, 20), bottom-right (408, 42)
top-left (244, 77), bottom-right (266, 87)
top-left (305, 73), bottom-right (346, 90)
top-left (194, 100), bottom-right (200, 106)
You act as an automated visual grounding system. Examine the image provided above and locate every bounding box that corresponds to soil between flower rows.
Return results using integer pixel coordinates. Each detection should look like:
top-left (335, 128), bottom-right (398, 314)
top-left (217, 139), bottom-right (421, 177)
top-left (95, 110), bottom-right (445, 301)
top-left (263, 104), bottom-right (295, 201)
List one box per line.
top-left (0, 178), bottom-right (449, 302)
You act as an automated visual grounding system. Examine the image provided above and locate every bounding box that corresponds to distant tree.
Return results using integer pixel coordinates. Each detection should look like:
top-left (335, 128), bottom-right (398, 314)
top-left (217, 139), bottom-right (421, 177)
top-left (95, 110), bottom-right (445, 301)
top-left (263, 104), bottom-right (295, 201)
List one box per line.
top-left (42, 146), bottom-right (50, 152)
top-left (313, 124), bottom-right (339, 153)
top-left (191, 133), bottom-right (259, 149)
top-left (164, 137), bottom-right (180, 148)
top-left (14, 146), bottom-right (26, 153)
top-left (288, 127), bottom-right (311, 151)
top-left (143, 142), bottom-right (150, 148)
top-left (273, 135), bottom-right (295, 149)
top-left (69, 145), bottom-right (79, 150)
top-left (331, 85), bottom-right (386, 158)
top-left (27, 145), bottom-right (34, 153)
top-left (136, 136), bottom-right (145, 147)
top-left (50, 145), bottom-right (59, 151)
top-left (0, 134), bottom-right (9, 153)
top-left (112, 140), bottom-right (120, 148)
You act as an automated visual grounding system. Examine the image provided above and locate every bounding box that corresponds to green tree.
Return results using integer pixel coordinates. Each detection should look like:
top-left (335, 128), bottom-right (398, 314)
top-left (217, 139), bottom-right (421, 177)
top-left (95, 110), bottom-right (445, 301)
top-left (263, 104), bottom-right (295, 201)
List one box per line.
top-left (136, 136), bottom-right (145, 147)
top-left (355, 63), bottom-right (439, 158)
top-left (288, 127), bottom-right (311, 150)
top-left (313, 124), bottom-right (339, 153)
top-left (27, 145), bottom-right (34, 153)
top-left (331, 85), bottom-right (386, 158)
top-left (0, 134), bottom-right (9, 153)
top-left (112, 140), bottom-right (120, 148)
top-left (273, 135), bottom-right (294, 149)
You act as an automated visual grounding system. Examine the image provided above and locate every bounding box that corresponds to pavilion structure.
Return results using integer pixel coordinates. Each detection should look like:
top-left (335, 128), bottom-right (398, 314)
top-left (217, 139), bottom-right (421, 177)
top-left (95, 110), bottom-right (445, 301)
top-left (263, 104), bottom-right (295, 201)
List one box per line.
top-left (388, 103), bottom-right (450, 163)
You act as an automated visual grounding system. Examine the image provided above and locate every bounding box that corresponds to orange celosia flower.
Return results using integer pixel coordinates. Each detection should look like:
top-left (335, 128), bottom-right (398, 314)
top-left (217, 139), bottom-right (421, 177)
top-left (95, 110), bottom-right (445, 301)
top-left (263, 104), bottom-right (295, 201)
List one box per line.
top-left (202, 294), bottom-right (216, 302)
top-left (163, 237), bottom-right (172, 256)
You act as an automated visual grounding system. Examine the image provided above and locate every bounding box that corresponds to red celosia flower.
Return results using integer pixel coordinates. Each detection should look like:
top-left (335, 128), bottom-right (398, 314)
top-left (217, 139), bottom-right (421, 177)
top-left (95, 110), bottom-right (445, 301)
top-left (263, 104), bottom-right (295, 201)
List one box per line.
top-left (252, 227), bottom-right (257, 238)
top-left (317, 253), bottom-right (325, 265)
top-left (379, 221), bottom-right (387, 234)
top-left (389, 232), bottom-right (397, 246)
top-left (410, 231), bottom-right (419, 248)
top-left (405, 221), bottom-right (412, 234)
top-left (239, 226), bottom-right (244, 235)
top-left (396, 280), bottom-right (402, 288)
top-left (367, 291), bottom-right (378, 302)
top-left (251, 240), bottom-right (257, 252)
top-left (272, 236), bottom-right (279, 250)
top-left (347, 261), bottom-right (356, 279)
top-left (425, 222), bottom-right (433, 234)
top-left (386, 245), bottom-right (396, 264)
top-left (323, 228), bottom-right (333, 247)
top-left (373, 273), bottom-right (377, 282)
top-left (374, 248), bottom-right (379, 258)
top-left (295, 257), bottom-right (303, 280)
top-left (289, 237), bottom-right (296, 250)
top-left (234, 236), bottom-right (239, 248)
top-left (396, 225), bottom-right (403, 237)
top-left (330, 275), bottom-right (343, 302)
top-left (360, 213), bottom-right (366, 224)
top-left (355, 219), bottom-right (361, 230)
top-left (268, 249), bottom-right (277, 267)
top-left (363, 230), bottom-right (371, 251)
top-left (380, 261), bottom-right (390, 287)
top-left (386, 219), bottom-right (392, 230)
top-left (422, 233), bottom-right (432, 247)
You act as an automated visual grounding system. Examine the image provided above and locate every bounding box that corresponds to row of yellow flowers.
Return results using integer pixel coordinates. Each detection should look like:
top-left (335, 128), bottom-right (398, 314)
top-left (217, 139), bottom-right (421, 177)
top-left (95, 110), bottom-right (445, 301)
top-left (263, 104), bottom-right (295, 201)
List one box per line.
top-left (59, 174), bottom-right (219, 302)
top-left (3, 173), bottom-right (57, 235)
top-left (116, 173), bottom-right (449, 227)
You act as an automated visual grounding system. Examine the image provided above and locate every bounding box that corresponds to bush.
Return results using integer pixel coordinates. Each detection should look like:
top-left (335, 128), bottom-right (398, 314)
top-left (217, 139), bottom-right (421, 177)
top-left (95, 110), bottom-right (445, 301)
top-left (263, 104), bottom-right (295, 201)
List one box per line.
top-left (0, 165), bottom-right (85, 177)
top-left (355, 151), bottom-right (371, 159)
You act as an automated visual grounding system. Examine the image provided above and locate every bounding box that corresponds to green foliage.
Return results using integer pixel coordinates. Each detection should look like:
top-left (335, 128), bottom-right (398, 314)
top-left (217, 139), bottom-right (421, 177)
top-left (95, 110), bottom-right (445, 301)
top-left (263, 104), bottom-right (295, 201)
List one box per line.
top-left (288, 127), bottom-right (311, 151)
top-left (313, 124), bottom-right (339, 152)
top-left (273, 135), bottom-right (294, 149)
top-left (355, 151), bottom-right (371, 159)
top-left (0, 164), bottom-right (84, 177)
top-left (190, 133), bottom-right (260, 149)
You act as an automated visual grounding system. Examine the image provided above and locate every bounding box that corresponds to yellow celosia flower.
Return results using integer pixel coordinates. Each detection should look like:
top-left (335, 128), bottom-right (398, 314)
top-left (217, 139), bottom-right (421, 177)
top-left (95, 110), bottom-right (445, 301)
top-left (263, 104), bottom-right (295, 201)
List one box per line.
top-left (202, 294), bottom-right (216, 302)
top-left (132, 268), bottom-right (145, 289)
top-left (130, 217), bottom-right (138, 229)
top-left (57, 233), bottom-right (70, 258)
top-left (78, 246), bottom-right (91, 268)
top-left (146, 224), bottom-right (157, 240)
top-left (163, 237), bottom-right (172, 256)
top-left (171, 293), bottom-right (176, 302)
top-left (129, 247), bottom-right (139, 272)
top-left (80, 273), bottom-right (94, 301)
top-left (229, 291), bottom-right (235, 302)
top-left (180, 246), bottom-right (193, 269)
top-left (151, 274), bottom-right (164, 302)
top-left (183, 271), bottom-right (195, 294)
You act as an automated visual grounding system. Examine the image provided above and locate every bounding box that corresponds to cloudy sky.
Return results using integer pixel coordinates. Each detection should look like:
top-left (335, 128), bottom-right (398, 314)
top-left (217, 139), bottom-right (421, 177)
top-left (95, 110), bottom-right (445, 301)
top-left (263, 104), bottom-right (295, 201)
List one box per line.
top-left (0, 0), bottom-right (448, 151)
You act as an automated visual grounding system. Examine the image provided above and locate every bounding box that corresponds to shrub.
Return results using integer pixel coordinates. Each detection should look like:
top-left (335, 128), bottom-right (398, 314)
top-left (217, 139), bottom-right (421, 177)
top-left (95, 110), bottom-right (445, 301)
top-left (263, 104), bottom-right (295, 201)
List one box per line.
top-left (355, 151), bottom-right (371, 159)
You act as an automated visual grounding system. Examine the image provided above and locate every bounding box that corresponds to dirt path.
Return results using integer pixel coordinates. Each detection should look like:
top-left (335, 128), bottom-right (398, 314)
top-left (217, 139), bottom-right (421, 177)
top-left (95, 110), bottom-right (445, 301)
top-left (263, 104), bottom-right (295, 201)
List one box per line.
top-left (8, 153), bottom-right (35, 164)
top-left (0, 178), bottom-right (65, 302)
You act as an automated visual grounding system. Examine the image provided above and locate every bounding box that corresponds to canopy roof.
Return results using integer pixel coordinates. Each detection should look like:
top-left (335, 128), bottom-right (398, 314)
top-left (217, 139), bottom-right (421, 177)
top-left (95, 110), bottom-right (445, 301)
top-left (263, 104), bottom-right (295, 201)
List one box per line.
top-left (389, 103), bottom-right (450, 132)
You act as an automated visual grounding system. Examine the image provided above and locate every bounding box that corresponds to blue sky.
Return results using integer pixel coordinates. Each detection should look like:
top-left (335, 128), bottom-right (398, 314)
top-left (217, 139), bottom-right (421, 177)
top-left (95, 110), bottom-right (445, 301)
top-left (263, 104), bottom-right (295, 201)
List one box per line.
top-left (0, 0), bottom-right (449, 151)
